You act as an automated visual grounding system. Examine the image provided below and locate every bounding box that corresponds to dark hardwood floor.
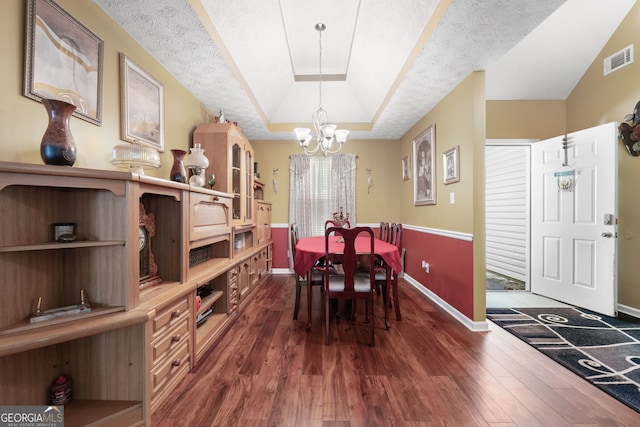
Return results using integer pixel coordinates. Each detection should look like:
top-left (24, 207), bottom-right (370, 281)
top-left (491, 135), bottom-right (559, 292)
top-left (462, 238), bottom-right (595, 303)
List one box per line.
top-left (152, 274), bottom-right (640, 426)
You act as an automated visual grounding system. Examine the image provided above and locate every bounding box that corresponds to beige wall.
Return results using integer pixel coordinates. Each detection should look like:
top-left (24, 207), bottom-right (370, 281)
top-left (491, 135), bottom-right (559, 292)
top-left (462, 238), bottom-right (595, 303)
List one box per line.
top-left (486, 100), bottom-right (566, 140)
top-left (399, 73), bottom-right (483, 234)
top-left (0, 0), bottom-right (208, 176)
top-left (251, 139), bottom-right (402, 225)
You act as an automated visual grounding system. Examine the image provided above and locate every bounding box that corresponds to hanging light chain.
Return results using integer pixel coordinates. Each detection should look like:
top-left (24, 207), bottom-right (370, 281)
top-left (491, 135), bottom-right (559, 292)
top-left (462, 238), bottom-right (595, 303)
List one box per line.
top-left (316, 23), bottom-right (325, 109)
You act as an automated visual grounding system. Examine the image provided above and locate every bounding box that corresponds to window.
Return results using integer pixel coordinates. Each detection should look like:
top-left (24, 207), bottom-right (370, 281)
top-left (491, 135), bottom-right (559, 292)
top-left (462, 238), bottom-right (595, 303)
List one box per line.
top-left (309, 157), bottom-right (331, 236)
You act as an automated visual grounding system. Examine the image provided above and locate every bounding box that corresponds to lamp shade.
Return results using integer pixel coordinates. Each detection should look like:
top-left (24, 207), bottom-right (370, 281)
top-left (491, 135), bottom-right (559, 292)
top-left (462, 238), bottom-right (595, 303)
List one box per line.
top-left (185, 143), bottom-right (209, 169)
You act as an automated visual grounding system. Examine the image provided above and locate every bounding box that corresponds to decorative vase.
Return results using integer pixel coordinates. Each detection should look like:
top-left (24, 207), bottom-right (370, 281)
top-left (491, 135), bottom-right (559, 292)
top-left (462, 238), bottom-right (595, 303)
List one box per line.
top-left (170, 149), bottom-right (187, 183)
top-left (40, 99), bottom-right (77, 166)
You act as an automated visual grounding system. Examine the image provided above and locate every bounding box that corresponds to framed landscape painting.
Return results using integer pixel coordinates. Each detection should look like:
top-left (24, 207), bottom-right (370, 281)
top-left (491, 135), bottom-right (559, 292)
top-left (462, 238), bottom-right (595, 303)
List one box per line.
top-left (413, 124), bottom-right (436, 205)
top-left (120, 53), bottom-right (165, 151)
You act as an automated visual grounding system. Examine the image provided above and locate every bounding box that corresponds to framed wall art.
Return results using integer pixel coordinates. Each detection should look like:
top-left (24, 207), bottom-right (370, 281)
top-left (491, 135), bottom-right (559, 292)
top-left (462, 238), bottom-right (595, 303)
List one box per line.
top-left (413, 124), bottom-right (436, 205)
top-left (24, 0), bottom-right (104, 126)
top-left (119, 53), bottom-right (165, 151)
top-left (401, 155), bottom-right (411, 181)
top-left (443, 145), bottom-right (460, 184)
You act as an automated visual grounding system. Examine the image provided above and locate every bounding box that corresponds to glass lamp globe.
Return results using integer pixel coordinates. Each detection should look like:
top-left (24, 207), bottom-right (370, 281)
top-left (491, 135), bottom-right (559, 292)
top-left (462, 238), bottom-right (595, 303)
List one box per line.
top-left (185, 143), bottom-right (209, 187)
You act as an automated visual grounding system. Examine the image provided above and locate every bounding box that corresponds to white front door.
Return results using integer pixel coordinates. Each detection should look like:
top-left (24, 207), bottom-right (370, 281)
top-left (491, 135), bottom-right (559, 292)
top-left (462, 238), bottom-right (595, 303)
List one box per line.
top-left (531, 123), bottom-right (618, 316)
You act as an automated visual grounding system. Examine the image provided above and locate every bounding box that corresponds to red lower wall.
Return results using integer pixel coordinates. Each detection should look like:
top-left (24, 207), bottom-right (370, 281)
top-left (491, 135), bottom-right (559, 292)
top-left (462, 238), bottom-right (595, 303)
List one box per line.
top-left (403, 228), bottom-right (474, 319)
top-left (271, 226), bottom-right (290, 269)
top-left (271, 225), bottom-right (474, 320)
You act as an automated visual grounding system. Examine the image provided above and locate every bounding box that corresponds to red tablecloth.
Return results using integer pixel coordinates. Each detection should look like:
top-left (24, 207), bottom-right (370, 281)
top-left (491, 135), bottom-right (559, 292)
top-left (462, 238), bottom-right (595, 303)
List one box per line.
top-left (294, 235), bottom-right (402, 277)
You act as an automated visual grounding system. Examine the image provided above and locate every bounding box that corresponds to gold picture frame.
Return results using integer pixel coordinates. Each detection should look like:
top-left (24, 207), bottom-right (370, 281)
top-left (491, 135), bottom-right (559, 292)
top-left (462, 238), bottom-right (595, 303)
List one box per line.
top-left (119, 53), bottom-right (165, 151)
top-left (413, 124), bottom-right (436, 205)
top-left (24, 0), bottom-right (104, 126)
top-left (443, 145), bottom-right (460, 184)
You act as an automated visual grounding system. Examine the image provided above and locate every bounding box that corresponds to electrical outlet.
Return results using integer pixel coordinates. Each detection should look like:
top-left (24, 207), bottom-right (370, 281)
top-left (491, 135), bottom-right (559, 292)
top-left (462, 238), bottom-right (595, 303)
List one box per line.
top-left (421, 260), bottom-right (430, 273)
top-left (450, 192), bottom-right (455, 204)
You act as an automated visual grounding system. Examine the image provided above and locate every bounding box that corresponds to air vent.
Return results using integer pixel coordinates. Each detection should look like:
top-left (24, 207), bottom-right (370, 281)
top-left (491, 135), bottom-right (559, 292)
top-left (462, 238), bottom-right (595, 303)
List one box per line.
top-left (604, 44), bottom-right (633, 76)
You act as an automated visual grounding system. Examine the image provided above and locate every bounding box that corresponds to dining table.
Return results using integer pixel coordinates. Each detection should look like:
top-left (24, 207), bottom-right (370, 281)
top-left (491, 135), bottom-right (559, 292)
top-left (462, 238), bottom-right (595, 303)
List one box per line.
top-left (294, 235), bottom-right (403, 329)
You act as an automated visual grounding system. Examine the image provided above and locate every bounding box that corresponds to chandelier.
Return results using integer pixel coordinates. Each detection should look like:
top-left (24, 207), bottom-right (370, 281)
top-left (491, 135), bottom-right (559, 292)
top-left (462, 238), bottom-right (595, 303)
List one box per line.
top-left (294, 23), bottom-right (349, 156)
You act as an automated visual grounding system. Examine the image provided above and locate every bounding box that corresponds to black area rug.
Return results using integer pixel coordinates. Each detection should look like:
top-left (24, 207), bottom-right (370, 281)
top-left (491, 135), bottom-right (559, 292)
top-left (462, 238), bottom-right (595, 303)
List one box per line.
top-left (486, 307), bottom-right (640, 413)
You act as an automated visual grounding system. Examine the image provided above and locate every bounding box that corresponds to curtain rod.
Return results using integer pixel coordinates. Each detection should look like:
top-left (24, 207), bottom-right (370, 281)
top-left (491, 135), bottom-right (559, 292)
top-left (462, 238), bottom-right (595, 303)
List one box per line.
top-left (288, 154), bottom-right (359, 159)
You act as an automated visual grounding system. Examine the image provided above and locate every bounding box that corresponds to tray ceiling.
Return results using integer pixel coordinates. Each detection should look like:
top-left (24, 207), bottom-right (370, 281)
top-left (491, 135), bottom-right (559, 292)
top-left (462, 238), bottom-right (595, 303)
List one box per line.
top-left (93, 0), bottom-right (635, 141)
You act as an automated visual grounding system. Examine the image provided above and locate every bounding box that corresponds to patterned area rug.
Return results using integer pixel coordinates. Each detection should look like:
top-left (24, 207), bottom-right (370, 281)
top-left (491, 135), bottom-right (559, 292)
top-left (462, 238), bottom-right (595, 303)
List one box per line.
top-left (486, 307), bottom-right (640, 413)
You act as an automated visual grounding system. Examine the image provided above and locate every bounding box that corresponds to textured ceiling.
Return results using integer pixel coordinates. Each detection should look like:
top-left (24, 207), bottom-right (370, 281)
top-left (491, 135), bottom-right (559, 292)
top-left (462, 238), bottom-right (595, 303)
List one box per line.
top-left (92, 0), bottom-right (635, 141)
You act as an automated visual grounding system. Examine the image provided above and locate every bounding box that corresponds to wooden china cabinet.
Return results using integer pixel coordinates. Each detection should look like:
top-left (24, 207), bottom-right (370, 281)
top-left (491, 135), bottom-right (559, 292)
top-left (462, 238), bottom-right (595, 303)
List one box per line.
top-left (193, 122), bottom-right (254, 226)
top-left (0, 153), bottom-right (272, 426)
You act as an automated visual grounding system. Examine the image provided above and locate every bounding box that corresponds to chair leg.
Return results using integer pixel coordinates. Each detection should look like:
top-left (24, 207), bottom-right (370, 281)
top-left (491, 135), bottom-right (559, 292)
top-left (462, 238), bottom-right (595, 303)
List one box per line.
top-left (306, 272), bottom-right (312, 330)
top-left (364, 300), bottom-right (369, 323)
top-left (392, 276), bottom-right (402, 321)
top-left (293, 280), bottom-right (302, 320)
top-left (369, 294), bottom-right (375, 346)
top-left (325, 293), bottom-right (331, 345)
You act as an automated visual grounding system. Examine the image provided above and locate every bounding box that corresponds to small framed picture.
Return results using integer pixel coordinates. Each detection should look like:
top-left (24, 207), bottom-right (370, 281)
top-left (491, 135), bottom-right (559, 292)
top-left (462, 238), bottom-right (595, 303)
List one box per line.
top-left (413, 124), bottom-right (436, 205)
top-left (119, 53), bottom-right (165, 151)
top-left (401, 155), bottom-right (410, 181)
top-left (24, 0), bottom-right (104, 125)
top-left (443, 145), bottom-right (460, 184)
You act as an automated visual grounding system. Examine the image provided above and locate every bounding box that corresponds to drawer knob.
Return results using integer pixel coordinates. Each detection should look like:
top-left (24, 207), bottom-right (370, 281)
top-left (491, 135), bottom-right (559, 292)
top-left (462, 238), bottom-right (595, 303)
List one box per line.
top-left (171, 335), bottom-right (181, 342)
top-left (171, 309), bottom-right (181, 318)
top-left (211, 196), bottom-right (219, 201)
top-left (171, 359), bottom-right (181, 367)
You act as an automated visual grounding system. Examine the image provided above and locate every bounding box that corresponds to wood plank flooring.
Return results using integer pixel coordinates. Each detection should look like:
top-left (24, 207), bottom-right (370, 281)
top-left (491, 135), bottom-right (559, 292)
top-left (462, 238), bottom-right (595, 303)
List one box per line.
top-left (152, 275), bottom-right (640, 426)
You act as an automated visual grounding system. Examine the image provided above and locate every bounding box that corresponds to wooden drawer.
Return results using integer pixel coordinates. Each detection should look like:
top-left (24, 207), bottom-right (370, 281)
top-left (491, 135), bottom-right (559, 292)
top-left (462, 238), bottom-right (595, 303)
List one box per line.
top-left (151, 316), bottom-right (189, 362)
top-left (153, 298), bottom-right (188, 339)
top-left (189, 192), bottom-right (231, 242)
top-left (150, 339), bottom-right (190, 401)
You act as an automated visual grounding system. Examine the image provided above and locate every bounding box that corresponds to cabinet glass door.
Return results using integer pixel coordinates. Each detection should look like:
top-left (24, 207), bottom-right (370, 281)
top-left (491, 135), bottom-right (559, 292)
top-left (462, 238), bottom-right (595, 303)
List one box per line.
top-left (245, 149), bottom-right (253, 222)
top-left (232, 143), bottom-right (241, 220)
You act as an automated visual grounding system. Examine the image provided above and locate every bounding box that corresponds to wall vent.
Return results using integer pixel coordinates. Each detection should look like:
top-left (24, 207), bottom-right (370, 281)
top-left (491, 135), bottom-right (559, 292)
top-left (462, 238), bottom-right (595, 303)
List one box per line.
top-left (604, 44), bottom-right (633, 76)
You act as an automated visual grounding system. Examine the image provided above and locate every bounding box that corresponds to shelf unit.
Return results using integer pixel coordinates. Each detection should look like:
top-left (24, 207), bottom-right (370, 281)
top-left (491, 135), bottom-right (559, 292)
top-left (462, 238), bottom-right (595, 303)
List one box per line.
top-left (0, 163), bottom-right (145, 426)
top-left (0, 159), bottom-right (273, 426)
top-left (194, 273), bottom-right (231, 361)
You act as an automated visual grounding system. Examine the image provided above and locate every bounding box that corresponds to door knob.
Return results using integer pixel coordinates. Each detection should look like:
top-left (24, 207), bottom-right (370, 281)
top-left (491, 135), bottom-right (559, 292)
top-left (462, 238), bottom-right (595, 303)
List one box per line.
top-left (601, 232), bottom-right (613, 238)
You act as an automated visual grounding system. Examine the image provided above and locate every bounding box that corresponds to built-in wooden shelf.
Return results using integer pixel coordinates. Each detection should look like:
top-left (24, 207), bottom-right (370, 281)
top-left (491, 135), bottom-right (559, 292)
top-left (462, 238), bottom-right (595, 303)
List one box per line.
top-left (0, 240), bottom-right (126, 252)
top-left (63, 400), bottom-right (143, 427)
top-left (0, 305), bottom-right (125, 336)
top-left (0, 308), bottom-right (150, 357)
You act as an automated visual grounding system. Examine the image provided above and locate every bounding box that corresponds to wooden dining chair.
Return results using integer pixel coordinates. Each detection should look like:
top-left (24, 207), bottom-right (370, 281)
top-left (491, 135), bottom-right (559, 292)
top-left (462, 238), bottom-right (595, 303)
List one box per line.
top-left (379, 222), bottom-right (390, 242)
top-left (290, 223), bottom-right (323, 320)
top-left (375, 223), bottom-right (403, 321)
top-left (324, 226), bottom-right (376, 346)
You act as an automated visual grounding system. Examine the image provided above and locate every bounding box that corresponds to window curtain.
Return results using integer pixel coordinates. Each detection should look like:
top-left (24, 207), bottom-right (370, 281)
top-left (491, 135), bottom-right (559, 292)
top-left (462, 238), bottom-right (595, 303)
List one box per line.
top-left (330, 153), bottom-right (357, 226)
top-left (289, 154), bottom-right (312, 237)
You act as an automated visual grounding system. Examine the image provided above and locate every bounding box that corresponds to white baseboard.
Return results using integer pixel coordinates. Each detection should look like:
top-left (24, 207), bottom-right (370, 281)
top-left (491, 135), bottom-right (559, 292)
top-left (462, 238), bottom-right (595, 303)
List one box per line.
top-left (402, 274), bottom-right (489, 332)
top-left (617, 303), bottom-right (640, 320)
top-left (272, 268), bottom-right (292, 275)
